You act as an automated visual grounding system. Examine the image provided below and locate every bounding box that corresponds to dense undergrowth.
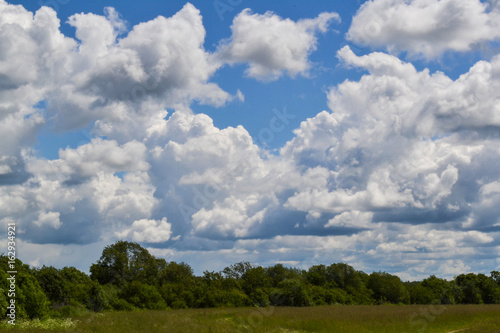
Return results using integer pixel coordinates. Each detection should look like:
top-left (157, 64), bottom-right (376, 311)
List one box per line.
top-left (1, 241), bottom-right (499, 322)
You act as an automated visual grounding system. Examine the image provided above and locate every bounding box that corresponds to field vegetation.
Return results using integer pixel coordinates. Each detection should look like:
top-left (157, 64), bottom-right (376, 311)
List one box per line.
top-left (1, 304), bottom-right (499, 332)
top-left (1, 241), bottom-right (499, 331)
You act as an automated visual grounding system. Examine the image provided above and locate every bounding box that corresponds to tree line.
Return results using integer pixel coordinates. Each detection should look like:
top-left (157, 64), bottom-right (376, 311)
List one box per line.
top-left (1, 241), bottom-right (500, 320)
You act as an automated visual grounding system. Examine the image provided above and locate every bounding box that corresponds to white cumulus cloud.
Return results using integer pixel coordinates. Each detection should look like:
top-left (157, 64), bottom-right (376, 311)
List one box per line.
top-left (347, 0), bottom-right (500, 59)
top-left (35, 211), bottom-right (61, 229)
top-left (116, 218), bottom-right (172, 243)
top-left (217, 9), bottom-right (340, 81)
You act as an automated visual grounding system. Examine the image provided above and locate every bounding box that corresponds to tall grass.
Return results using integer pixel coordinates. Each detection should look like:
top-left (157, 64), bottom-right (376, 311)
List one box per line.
top-left (1, 304), bottom-right (499, 332)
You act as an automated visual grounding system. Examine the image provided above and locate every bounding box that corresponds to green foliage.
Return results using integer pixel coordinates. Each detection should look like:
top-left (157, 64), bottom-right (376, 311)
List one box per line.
top-left (277, 278), bottom-right (312, 306)
top-left (248, 287), bottom-right (270, 307)
top-left (110, 298), bottom-right (135, 311)
top-left (455, 273), bottom-right (484, 304)
top-left (87, 281), bottom-right (108, 311)
top-left (265, 263), bottom-right (302, 288)
top-left (202, 271), bottom-right (225, 290)
top-left (241, 266), bottom-right (271, 296)
top-left (34, 266), bottom-right (68, 305)
top-left (222, 262), bottom-right (252, 280)
top-left (475, 273), bottom-right (500, 304)
top-left (306, 265), bottom-right (328, 286)
top-left (2, 241), bottom-right (500, 325)
top-left (367, 272), bottom-right (410, 304)
top-left (491, 271), bottom-right (500, 286)
top-left (90, 241), bottom-right (158, 286)
top-left (408, 282), bottom-right (434, 304)
top-left (159, 282), bottom-right (195, 308)
top-left (328, 287), bottom-right (354, 304)
top-left (454, 273), bottom-right (500, 304)
top-left (327, 263), bottom-right (359, 289)
top-left (16, 271), bottom-right (51, 319)
top-left (0, 289), bottom-right (7, 318)
top-left (0, 269), bottom-right (9, 318)
top-left (119, 281), bottom-right (166, 310)
top-left (408, 275), bottom-right (457, 304)
top-left (223, 288), bottom-right (252, 307)
top-left (158, 261), bottom-right (194, 285)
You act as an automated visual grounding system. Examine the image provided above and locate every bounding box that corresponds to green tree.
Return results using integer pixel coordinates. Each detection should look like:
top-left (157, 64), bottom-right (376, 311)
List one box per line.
top-left (326, 263), bottom-right (367, 290)
top-left (159, 283), bottom-right (191, 309)
top-left (306, 265), bottom-right (328, 286)
top-left (60, 266), bottom-right (94, 306)
top-left (90, 241), bottom-right (158, 286)
top-left (119, 281), bottom-right (166, 310)
top-left (455, 273), bottom-right (483, 304)
top-left (34, 266), bottom-right (68, 305)
top-left (276, 278), bottom-right (311, 307)
top-left (475, 273), bottom-right (500, 304)
top-left (0, 269), bottom-right (9, 318)
top-left (222, 262), bottom-right (252, 281)
top-left (408, 283), bottom-right (435, 304)
top-left (490, 271), bottom-right (500, 287)
top-left (158, 261), bottom-right (194, 285)
top-left (0, 256), bottom-right (50, 319)
top-left (265, 264), bottom-right (302, 287)
top-left (420, 275), bottom-right (455, 304)
top-left (87, 281), bottom-right (108, 311)
top-left (241, 266), bottom-right (271, 295)
top-left (203, 271), bottom-right (225, 289)
top-left (367, 272), bottom-right (410, 304)
top-left (241, 266), bottom-right (271, 306)
top-left (326, 263), bottom-right (373, 304)
top-left (17, 271), bottom-right (51, 319)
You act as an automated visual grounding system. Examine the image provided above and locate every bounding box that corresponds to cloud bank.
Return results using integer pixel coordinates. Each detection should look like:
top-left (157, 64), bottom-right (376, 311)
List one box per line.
top-left (0, 0), bottom-right (499, 280)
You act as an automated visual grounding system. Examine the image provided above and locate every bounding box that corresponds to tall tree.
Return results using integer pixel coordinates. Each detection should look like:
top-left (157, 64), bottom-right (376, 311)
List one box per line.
top-left (34, 266), bottom-right (68, 305)
top-left (491, 271), bottom-right (500, 287)
top-left (367, 272), bottom-right (410, 304)
top-left (90, 241), bottom-right (158, 286)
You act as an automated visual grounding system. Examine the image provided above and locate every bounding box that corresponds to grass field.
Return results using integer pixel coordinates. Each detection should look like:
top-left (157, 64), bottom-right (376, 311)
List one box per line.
top-left (1, 304), bottom-right (499, 332)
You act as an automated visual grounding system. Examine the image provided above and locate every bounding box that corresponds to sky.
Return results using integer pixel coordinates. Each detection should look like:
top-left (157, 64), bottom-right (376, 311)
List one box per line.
top-left (1, 0), bottom-right (500, 281)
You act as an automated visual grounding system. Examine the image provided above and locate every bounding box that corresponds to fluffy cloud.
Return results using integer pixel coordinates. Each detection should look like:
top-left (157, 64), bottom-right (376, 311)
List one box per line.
top-left (347, 0), bottom-right (500, 59)
top-left (58, 138), bottom-right (149, 177)
top-left (26, 138), bottom-right (150, 179)
top-left (325, 211), bottom-right (375, 229)
top-left (1, 1), bottom-right (500, 280)
top-left (282, 47), bottom-right (500, 223)
top-left (217, 9), bottom-right (340, 81)
top-left (11, 2), bottom-right (235, 142)
top-left (0, 2), bottom-right (74, 178)
top-left (0, 138), bottom-right (157, 244)
top-left (149, 111), bottom-right (294, 239)
top-left (272, 48), bottom-right (500, 279)
top-left (35, 211), bottom-right (62, 229)
top-left (116, 218), bottom-right (172, 243)
top-left (0, 3), bottom-right (74, 91)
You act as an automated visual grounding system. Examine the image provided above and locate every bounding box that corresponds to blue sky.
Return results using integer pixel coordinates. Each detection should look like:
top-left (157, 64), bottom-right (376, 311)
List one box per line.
top-left (1, 0), bottom-right (500, 280)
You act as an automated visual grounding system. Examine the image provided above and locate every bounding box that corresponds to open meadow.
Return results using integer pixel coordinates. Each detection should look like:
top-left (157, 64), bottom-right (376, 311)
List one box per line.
top-left (1, 304), bottom-right (499, 333)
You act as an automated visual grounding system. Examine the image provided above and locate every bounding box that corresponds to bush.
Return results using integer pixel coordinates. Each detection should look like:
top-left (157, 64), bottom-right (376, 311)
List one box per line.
top-left (50, 304), bottom-right (89, 318)
top-left (249, 288), bottom-right (270, 307)
top-left (110, 298), bottom-right (135, 311)
top-left (170, 299), bottom-right (188, 309)
top-left (119, 281), bottom-right (166, 310)
top-left (17, 272), bottom-right (51, 319)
